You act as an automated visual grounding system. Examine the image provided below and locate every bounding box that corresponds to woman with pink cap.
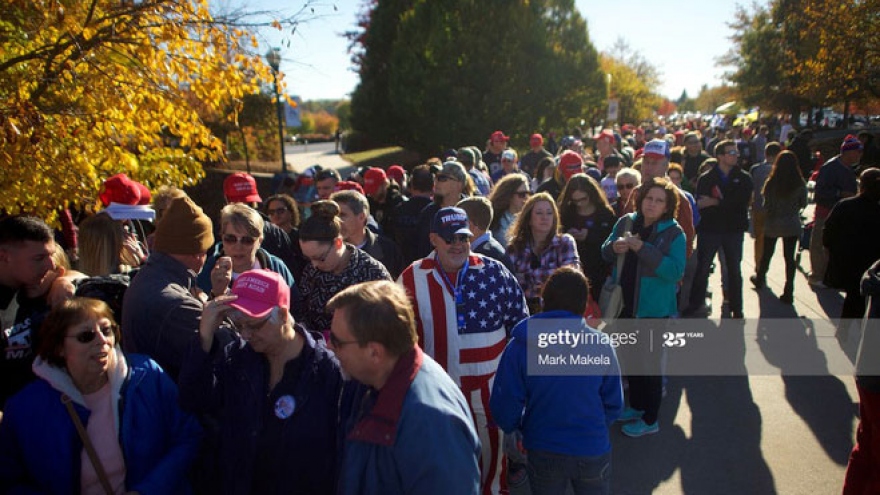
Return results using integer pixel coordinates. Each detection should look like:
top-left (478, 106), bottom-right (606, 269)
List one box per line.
top-left (179, 268), bottom-right (349, 494)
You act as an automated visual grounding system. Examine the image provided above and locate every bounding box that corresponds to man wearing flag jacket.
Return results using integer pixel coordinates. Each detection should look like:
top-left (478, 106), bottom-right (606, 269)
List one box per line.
top-left (399, 207), bottom-right (528, 495)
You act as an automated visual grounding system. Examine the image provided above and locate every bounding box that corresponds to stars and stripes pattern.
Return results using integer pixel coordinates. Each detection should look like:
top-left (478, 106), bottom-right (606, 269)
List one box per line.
top-left (399, 253), bottom-right (528, 495)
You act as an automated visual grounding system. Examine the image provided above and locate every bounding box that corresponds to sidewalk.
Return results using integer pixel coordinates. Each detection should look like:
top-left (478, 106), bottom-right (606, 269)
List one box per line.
top-left (514, 212), bottom-right (859, 494)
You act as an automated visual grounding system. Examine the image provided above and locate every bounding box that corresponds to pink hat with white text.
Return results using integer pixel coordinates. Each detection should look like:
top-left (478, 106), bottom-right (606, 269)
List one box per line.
top-left (229, 269), bottom-right (290, 318)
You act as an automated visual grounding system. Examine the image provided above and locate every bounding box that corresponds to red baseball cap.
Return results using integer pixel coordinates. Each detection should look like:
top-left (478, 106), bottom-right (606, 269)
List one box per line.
top-left (597, 130), bottom-right (615, 144)
top-left (336, 180), bottom-right (365, 195)
top-left (229, 269), bottom-right (290, 318)
top-left (530, 133), bottom-right (543, 146)
top-left (99, 174), bottom-right (141, 207)
top-left (362, 168), bottom-right (387, 196)
top-left (387, 165), bottom-right (405, 185)
top-left (134, 181), bottom-right (152, 206)
top-left (558, 150), bottom-right (584, 180)
top-left (224, 173), bottom-right (262, 203)
top-left (490, 130), bottom-right (509, 143)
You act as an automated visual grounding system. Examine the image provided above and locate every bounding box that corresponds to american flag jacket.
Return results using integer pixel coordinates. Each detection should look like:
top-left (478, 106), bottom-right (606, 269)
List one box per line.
top-left (399, 253), bottom-right (528, 391)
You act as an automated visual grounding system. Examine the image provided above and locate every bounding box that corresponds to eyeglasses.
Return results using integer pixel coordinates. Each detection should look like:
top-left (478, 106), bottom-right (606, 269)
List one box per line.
top-left (515, 191), bottom-right (531, 199)
top-left (443, 234), bottom-right (471, 245)
top-left (308, 243), bottom-right (334, 263)
top-left (725, 150), bottom-right (740, 156)
top-left (66, 325), bottom-right (116, 344)
top-left (267, 207), bottom-right (289, 216)
top-left (223, 234), bottom-right (258, 246)
top-left (230, 315), bottom-right (270, 333)
top-left (616, 183), bottom-right (636, 190)
top-left (436, 175), bottom-right (458, 182)
top-left (329, 331), bottom-right (359, 348)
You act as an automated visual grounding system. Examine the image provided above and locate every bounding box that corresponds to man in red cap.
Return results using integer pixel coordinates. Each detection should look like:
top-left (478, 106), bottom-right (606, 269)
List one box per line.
top-left (520, 133), bottom-right (552, 179)
top-left (595, 129), bottom-right (625, 172)
top-left (362, 167), bottom-right (406, 239)
top-left (483, 130), bottom-right (509, 176)
top-left (386, 165), bottom-right (406, 192)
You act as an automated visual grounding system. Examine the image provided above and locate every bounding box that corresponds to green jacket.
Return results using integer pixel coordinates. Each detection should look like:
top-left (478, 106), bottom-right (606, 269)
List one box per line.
top-left (601, 213), bottom-right (686, 318)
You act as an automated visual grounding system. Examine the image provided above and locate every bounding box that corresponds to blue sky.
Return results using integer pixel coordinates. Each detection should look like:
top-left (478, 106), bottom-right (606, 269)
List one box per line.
top-left (239, 0), bottom-right (752, 102)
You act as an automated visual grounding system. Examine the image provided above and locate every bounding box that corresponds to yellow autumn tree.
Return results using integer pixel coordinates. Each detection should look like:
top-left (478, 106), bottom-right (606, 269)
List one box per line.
top-left (0, 0), bottom-right (282, 221)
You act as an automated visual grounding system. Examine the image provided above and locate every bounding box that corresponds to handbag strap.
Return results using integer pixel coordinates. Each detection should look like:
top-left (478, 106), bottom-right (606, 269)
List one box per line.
top-left (613, 216), bottom-right (633, 284)
top-left (62, 394), bottom-right (115, 495)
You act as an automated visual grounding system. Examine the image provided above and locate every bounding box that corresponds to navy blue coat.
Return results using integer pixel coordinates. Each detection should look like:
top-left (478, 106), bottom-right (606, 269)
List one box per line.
top-left (178, 327), bottom-right (346, 495)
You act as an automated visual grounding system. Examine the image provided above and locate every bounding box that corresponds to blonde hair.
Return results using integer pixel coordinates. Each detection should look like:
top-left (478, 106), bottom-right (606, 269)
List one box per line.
top-left (78, 213), bottom-right (126, 276)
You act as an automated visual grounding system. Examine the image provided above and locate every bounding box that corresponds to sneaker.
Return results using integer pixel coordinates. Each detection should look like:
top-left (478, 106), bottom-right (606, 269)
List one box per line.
top-left (622, 419), bottom-right (660, 437)
top-left (616, 407), bottom-right (644, 422)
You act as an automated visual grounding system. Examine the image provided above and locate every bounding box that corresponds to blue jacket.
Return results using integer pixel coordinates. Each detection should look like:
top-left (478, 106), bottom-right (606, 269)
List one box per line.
top-left (178, 327), bottom-right (345, 495)
top-left (0, 353), bottom-right (201, 494)
top-left (490, 310), bottom-right (623, 457)
top-left (338, 347), bottom-right (481, 495)
top-left (601, 214), bottom-right (686, 318)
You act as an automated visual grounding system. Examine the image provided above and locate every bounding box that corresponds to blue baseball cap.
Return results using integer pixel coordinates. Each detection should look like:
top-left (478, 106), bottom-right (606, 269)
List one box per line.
top-left (431, 207), bottom-right (473, 242)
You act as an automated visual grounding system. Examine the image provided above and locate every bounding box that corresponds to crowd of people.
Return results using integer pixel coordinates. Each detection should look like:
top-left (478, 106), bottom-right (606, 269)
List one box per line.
top-left (1, 119), bottom-right (879, 494)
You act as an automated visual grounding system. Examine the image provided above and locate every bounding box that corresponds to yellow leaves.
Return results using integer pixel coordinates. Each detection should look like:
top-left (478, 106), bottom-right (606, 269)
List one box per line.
top-left (271, 20), bottom-right (283, 31)
top-left (0, 0), bottom-right (275, 218)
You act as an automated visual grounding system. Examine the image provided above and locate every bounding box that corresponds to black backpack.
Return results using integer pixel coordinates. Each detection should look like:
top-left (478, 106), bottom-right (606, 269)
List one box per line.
top-left (74, 272), bottom-right (134, 321)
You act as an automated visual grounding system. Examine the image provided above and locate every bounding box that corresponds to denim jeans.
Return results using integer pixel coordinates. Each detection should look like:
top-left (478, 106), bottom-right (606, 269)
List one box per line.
top-left (527, 449), bottom-right (611, 495)
top-left (690, 231), bottom-right (745, 314)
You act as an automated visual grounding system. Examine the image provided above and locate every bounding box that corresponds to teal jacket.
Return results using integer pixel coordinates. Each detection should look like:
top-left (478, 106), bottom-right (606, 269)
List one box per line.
top-left (601, 214), bottom-right (685, 318)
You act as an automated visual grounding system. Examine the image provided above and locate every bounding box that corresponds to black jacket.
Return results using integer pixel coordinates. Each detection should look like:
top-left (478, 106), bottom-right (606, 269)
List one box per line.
top-left (694, 165), bottom-right (753, 234)
top-left (823, 195), bottom-right (880, 291)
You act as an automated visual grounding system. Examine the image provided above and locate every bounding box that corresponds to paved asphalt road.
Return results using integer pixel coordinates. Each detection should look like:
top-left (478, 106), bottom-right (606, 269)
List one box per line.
top-left (290, 147), bottom-right (859, 494)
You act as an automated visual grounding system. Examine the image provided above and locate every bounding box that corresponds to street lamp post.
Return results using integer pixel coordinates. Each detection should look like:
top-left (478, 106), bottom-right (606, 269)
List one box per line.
top-left (265, 47), bottom-right (288, 174)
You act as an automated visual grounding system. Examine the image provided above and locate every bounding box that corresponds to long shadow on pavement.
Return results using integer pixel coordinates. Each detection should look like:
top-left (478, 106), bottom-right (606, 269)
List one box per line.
top-left (611, 318), bottom-right (776, 494)
top-left (754, 290), bottom-right (857, 467)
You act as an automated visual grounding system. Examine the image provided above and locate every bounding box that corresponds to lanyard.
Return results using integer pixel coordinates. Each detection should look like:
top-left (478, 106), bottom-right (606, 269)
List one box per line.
top-left (435, 255), bottom-right (469, 333)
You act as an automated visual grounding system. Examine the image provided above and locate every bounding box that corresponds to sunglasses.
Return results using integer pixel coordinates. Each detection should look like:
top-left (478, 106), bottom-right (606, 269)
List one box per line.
top-left (616, 183), bottom-right (636, 190)
top-left (725, 150), bottom-right (740, 156)
top-left (267, 207), bottom-right (289, 216)
top-left (443, 234), bottom-right (471, 245)
top-left (223, 234), bottom-right (258, 246)
top-left (436, 175), bottom-right (457, 182)
top-left (67, 325), bottom-right (116, 344)
top-left (329, 331), bottom-right (359, 348)
top-left (515, 191), bottom-right (531, 199)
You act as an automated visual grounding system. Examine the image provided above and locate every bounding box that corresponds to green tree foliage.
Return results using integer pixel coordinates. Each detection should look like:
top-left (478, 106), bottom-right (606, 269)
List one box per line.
top-left (348, 0), bottom-right (606, 152)
top-left (601, 53), bottom-right (660, 124)
top-left (0, 0), bottom-right (322, 220)
top-left (722, 0), bottom-right (880, 115)
top-left (692, 84), bottom-right (739, 114)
